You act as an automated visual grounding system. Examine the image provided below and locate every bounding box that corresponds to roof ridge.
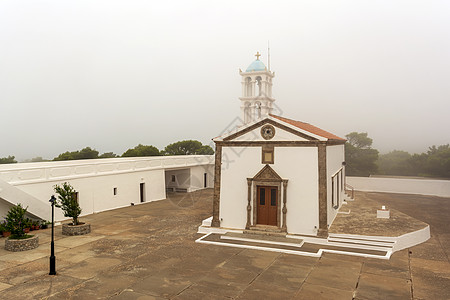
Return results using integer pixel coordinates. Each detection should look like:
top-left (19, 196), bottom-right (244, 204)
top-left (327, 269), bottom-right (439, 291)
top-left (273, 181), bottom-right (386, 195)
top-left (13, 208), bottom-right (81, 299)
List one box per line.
top-left (269, 114), bottom-right (346, 141)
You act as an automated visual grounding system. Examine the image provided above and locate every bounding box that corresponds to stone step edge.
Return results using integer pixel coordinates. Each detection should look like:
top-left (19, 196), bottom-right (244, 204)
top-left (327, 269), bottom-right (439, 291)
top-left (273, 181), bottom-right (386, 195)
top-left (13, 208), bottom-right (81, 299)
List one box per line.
top-left (328, 237), bottom-right (395, 248)
top-left (328, 238), bottom-right (394, 251)
top-left (328, 233), bottom-right (397, 243)
top-left (196, 233), bottom-right (391, 260)
top-left (220, 235), bottom-right (304, 248)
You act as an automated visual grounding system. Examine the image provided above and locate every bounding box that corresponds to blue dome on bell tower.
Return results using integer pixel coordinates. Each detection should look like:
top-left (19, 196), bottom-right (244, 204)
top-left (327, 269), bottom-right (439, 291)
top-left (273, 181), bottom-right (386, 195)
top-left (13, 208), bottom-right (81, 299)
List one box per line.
top-left (245, 51), bottom-right (266, 72)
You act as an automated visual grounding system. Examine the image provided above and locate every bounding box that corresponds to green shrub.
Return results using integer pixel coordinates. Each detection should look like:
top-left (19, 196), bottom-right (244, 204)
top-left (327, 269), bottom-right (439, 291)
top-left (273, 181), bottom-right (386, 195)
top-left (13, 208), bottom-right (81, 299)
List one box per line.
top-left (54, 182), bottom-right (82, 225)
top-left (5, 204), bottom-right (28, 239)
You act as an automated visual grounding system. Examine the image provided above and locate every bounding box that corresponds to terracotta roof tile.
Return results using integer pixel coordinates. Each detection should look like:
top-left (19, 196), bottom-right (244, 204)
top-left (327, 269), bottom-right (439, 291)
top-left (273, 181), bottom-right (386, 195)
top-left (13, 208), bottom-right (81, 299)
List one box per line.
top-left (270, 114), bottom-right (346, 141)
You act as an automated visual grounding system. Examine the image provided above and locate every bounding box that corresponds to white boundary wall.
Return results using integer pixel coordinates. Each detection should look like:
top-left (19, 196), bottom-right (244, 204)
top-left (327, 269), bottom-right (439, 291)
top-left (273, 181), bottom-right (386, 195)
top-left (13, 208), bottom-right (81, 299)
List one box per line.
top-left (0, 156), bottom-right (214, 221)
top-left (347, 176), bottom-right (450, 198)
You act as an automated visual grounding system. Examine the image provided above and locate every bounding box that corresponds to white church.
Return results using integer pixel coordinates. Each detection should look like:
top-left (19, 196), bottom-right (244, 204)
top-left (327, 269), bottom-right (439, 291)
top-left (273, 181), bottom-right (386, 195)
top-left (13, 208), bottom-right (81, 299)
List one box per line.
top-left (206, 53), bottom-right (346, 238)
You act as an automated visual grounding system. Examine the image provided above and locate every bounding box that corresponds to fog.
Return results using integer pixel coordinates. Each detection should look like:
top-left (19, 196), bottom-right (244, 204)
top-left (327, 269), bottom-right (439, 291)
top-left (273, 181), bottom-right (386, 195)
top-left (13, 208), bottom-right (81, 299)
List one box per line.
top-left (1, 1), bottom-right (449, 161)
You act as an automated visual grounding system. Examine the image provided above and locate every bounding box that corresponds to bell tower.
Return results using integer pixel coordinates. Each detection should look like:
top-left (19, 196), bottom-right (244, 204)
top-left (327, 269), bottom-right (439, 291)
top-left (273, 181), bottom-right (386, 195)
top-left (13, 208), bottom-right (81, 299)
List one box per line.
top-left (239, 52), bottom-right (275, 125)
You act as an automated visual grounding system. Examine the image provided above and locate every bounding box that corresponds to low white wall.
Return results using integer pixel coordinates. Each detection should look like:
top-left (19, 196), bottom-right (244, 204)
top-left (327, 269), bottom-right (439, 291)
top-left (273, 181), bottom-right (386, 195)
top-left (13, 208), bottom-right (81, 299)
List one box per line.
top-left (346, 177), bottom-right (450, 198)
top-left (0, 155), bottom-right (214, 222)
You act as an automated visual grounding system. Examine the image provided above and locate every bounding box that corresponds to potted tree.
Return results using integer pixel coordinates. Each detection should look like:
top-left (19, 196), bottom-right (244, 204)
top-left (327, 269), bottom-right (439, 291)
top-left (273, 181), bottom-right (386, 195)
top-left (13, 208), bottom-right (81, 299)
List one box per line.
top-left (4, 204), bottom-right (39, 251)
top-left (54, 182), bottom-right (90, 236)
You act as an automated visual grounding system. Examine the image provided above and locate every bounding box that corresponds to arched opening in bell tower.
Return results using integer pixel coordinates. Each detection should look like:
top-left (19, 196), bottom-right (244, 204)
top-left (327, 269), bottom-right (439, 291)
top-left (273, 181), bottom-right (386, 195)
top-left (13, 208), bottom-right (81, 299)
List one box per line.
top-left (256, 76), bottom-right (262, 96)
top-left (245, 77), bottom-right (252, 97)
top-left (254, 102), bottom-right (262, 120)
top-left (244, 102), bottom-right (251, 124)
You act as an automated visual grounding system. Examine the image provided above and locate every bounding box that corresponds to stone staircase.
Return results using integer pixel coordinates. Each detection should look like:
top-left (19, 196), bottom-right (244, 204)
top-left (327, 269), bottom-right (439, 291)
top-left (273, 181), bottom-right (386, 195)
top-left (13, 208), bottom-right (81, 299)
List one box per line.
top-left (0, 178), bottom-right (48, 220)
top-left (243, 225), bottom-right (287, 237)
top-left (327, 233), bottom-right (395, 257)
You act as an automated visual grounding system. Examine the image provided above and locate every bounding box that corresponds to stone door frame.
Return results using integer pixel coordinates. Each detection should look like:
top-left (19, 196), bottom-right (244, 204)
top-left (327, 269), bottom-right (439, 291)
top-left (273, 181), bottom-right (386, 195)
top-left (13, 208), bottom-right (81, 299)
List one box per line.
top-left (246, 165), bottom-right (288, 232)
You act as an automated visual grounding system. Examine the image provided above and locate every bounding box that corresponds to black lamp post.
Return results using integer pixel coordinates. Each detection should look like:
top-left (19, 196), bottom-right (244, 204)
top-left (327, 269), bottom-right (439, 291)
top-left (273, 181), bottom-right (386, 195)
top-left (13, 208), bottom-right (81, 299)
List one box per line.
top-left (49, 195), bottom-right (56, 275)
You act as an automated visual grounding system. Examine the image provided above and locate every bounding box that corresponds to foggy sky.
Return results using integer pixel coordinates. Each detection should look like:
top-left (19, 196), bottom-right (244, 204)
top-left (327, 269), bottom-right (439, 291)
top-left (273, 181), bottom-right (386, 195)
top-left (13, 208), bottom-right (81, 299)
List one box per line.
top-left (1, 0), bottom-right (449, 161)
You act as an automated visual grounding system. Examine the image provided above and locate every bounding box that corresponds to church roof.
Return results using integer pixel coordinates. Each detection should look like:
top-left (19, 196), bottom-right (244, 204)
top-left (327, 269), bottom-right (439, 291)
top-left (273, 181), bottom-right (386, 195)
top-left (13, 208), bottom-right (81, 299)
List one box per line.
top-left (246, 59), bottom-right (266, 72)
top-left (270, 114), bottom-right (346, 141)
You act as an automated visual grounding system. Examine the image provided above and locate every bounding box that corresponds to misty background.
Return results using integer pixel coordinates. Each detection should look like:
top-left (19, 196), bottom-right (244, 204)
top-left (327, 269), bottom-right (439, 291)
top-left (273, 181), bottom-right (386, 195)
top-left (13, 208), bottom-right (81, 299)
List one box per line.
top-left (1, 0), bottom-right (449, 161)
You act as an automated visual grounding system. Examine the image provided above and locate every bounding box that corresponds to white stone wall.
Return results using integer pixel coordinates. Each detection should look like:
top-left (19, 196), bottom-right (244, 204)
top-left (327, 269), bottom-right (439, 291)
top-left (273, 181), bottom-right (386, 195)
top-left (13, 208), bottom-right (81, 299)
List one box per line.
top-left (347, 176), bottom-right (450, 198)
top-left (220, 146), bottom-right (319, 236)
top-left (0, 156), bottom-right (214, 222)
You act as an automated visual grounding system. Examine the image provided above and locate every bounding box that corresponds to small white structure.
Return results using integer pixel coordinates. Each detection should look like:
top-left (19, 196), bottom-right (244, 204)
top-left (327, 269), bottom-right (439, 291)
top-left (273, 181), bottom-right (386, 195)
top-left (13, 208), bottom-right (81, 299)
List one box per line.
top-left (207, 54), bottom-right (346, 237)
top-left (377, 206), bottom-right (390, 219)
top-left (0, 156), bottom-right (214, 222)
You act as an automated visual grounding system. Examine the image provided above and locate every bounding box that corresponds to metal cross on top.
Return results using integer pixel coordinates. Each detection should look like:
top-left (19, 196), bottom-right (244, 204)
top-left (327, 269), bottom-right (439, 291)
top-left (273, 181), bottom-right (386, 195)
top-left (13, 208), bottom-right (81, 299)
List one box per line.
top-left (255, 51), bottom-right (261, 60)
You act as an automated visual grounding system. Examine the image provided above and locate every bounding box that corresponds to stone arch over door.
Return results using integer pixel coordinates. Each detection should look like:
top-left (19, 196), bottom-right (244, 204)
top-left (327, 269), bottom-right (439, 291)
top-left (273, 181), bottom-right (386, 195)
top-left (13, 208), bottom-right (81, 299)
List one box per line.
top-left (246, 165), bottom-right (288, 231)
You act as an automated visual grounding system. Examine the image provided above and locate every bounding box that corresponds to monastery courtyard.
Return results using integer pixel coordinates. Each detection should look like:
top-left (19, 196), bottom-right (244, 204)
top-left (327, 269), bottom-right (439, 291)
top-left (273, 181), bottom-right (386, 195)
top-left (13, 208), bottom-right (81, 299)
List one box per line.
top-left (0, 189), bottom-right (449, 299)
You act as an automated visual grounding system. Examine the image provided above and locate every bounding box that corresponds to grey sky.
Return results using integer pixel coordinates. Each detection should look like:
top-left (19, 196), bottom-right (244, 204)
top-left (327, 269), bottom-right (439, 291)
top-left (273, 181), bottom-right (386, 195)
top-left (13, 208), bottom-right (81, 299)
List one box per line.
top-left (1, 0), bottom-right (449, 161)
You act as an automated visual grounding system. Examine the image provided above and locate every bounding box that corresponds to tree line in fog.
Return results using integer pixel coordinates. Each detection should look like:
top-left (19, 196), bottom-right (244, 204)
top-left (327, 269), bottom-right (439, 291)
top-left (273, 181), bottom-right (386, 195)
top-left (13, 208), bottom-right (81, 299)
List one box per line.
top-left (345, 132), bottom-right (450, 179)
top-left (0, 140), bottom-right (214, 164)
top-left (1, 135), bottom-right (448, 179)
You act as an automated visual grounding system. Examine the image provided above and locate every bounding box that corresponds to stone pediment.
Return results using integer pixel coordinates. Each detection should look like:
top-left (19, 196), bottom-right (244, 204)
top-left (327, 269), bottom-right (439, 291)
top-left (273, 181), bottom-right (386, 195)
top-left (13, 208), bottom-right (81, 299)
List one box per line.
top-left (253, 165), bottom-right (282, 181)
top-left (219, 118), bottom-right (320, 143)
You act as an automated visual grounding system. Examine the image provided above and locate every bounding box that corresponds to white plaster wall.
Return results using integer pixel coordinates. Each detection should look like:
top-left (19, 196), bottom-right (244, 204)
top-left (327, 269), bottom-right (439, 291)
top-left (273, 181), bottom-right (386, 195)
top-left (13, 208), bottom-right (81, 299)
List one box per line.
top-left (326, 144), bottom-right (345, 226)
top-left (220, 147), bottom-right (260, 229)
top-left (220, 146), bottom-right (319, 235)
top-left (347, 177), bottom-right (450, 198)
top-left (277, 147), bottom-right (319, 235)
top-left (0, 156), bottom-right (214, 221)
top-left (189, 165), bottom-right (214, 191)
top-left (7, 169), bottom-right (166, 221)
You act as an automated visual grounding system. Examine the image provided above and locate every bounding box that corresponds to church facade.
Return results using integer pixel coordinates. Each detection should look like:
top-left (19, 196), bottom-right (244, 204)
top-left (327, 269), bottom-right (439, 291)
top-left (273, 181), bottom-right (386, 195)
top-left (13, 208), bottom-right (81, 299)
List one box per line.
top-left (210, 53), bottom-right (346, 237)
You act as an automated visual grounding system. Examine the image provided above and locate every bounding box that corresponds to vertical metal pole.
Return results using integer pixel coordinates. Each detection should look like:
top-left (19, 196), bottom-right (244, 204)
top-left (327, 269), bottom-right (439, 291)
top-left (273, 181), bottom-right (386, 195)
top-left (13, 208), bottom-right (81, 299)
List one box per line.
top-left (49, 195), bottom-right (56, 275)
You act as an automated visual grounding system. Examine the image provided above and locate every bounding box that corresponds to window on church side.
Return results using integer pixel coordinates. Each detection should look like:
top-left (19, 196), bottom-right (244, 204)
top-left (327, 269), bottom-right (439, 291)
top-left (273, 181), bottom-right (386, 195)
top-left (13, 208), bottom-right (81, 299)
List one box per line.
top-left (113, 187), bottom-right (117, 195)
top-left (171, 175), bottom-right (176, 182)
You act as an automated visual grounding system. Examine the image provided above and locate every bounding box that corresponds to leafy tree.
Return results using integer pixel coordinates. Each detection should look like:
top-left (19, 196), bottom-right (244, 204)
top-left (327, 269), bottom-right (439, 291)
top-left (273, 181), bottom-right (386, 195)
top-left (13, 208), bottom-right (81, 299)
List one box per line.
top-left (345, 132), bottom-right (373, 149)
top-left (122, 144), bottom-right (161, 157)
top-left (163, 140), bottom-right (214, 155)
top-left (53, 147), bottom-right (99, 161)
top-left (423, 144), bottom-right (450, 178)
top-left (54, 182), bottom-right (82, 225)
top-left (345, 132), bottom-right (378, 176)
top-left (377, 150), bottom-right (413, 176)
top-left (77, 147), bottom-right (99, 159)
top-left (99, 152), bottom-right (118, 158)
top-left (0, 156), bottom-right (17, 164)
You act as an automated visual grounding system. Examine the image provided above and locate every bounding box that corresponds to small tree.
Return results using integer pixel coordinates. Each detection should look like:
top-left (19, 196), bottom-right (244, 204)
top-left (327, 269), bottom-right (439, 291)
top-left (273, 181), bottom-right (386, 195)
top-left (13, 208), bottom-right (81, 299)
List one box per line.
top-left (5, 204), bottom-right (28, 239)
top-left (54, 182), bottom-right (82, 225)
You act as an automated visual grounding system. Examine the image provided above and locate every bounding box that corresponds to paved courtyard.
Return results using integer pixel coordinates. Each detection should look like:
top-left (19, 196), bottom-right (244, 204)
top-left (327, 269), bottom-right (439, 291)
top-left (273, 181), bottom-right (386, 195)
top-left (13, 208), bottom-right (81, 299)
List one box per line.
top-left (0, 189), bottom-right (449, 299)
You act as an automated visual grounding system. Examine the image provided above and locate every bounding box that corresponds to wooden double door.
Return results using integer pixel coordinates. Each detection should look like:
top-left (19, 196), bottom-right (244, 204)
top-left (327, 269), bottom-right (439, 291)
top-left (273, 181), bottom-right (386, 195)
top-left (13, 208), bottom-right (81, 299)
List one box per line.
top-left (257, 186), bottom-right (278, 226)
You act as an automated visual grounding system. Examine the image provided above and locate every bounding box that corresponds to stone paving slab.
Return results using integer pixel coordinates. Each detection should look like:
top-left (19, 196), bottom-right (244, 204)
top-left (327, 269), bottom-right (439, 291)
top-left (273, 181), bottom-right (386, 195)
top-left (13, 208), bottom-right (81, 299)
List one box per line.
top-left (294, 282), bottom-right (354, 300)
top-left (0, 189), bottom-right (448, 299)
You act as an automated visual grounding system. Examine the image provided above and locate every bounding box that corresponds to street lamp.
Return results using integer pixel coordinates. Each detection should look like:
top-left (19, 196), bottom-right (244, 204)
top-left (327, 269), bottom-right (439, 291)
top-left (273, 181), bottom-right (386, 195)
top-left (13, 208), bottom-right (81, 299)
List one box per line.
top-left (49, 195), bottom-right (56, 275)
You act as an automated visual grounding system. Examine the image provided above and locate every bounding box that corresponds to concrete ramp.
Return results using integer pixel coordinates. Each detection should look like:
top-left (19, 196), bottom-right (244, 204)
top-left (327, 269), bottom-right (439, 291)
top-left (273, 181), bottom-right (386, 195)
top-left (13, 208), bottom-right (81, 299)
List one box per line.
top-left (0, 178), bottom-right (48, 220)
